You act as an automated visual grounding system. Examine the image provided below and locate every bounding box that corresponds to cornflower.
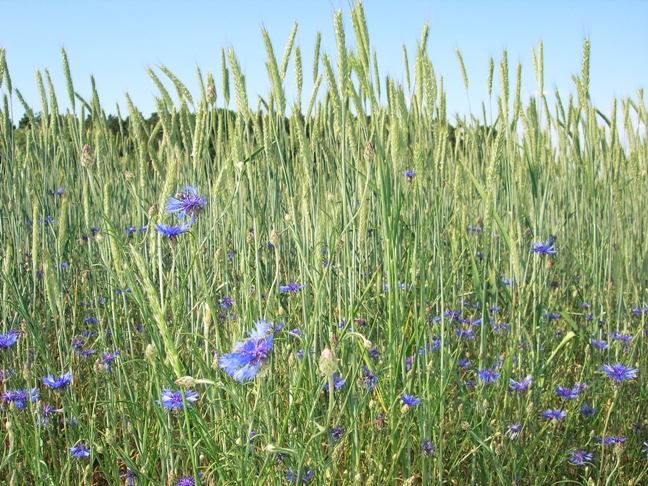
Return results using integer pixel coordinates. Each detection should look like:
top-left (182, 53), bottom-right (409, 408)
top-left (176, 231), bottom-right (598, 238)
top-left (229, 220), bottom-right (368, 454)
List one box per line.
top-left (591, 339), bottom-right (608, 349)
top-left (541, 409), bottom-right (566, 421)
top-left (322, 374), bottom-right (346, 391)
top-left (158, 388), bottom-right (199, 410)
top-left (420, 440), bottom-right (435, 455)
top-left (595, 436), bottom-right (626, 446)
top-left (279, 283), bottom-right (305, 294)
top-left (175, 474), bottom-right (203, 486)
top-left (556, 386), bottom-right (578, 400)
top-left (1, 388), bottom-right (38, 409)
top-left (219, 297), bottom-right (234, 310)
top-left (69, 443), bottom-right (91, 458)
top-left (478, 368), bottom-right (500, 385)
top-left (166, 186), bottom-right (205, 220)
top-left (0, 329), bottom-right (19, 348)
top-left (220, 320), bottom-right (273, 382)
top-left (36, 403), bottom-right (62, 427)
top-left (530, 240), bottom-right (557, 255)
top-left (569, 451), bottom-right (592, 466)
top-left (120, 468), bottom-right (137, 485)
top-left (362, 366), bottom-right (378, 391)
top-left (156, 217), bottom-right (193, 240)
top-left (508, 375), bottom-right (532, 393)
top-left (330, 427), bottom-right (345, 442)
top-left (285, 468), bottom-right (313, 483)
top-left (42, 371), bottom-right (73, 389)
top-left (101, 351), bottom-right (120, 372)
top-left (401, 394), bottom-right (420, 406)
top-left (506, 423), bottom-right (522, 440)
top-left (602, 363), bottom-right (639, 382)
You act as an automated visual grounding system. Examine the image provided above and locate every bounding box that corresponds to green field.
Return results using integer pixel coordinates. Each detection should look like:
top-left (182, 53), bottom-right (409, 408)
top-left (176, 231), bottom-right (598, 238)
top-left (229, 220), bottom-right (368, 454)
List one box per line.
top-left (0, 3), bottom-right (647, 485)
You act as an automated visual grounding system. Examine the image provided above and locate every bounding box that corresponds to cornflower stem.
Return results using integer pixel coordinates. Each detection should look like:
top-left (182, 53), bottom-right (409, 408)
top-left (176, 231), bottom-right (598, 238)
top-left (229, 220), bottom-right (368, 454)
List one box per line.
top-left (327, 374), bottom-right (335, 483)
top-left (598, 385), bottom-right (618, 483)
top-left (181, 393), bottom-right (200, 484)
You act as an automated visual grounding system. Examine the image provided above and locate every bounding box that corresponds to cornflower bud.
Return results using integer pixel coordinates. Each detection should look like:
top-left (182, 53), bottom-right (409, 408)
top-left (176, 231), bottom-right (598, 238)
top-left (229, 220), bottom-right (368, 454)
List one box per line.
top-left (364, 142), bottom-right (375, 162)
top-left (319, 348), bottom-right (338, 377)
top-left (81, 144), bottom-right (93, 168)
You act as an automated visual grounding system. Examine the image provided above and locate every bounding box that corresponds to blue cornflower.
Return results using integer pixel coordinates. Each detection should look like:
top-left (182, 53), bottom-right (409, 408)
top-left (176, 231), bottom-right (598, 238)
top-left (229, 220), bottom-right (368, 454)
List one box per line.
top-left (602, 363), bottom-right (639, 382)
top-left (458, 358), bottom-right (471, 370)
top-left (608, 331), bottom-right (628, 341)
top-left (42, 371), bottom-right (73, 389)
top-left (478, 368), bottom-right (500, 385)
top-left (158, 388), bottom-right (199, 410)
top-left (139, 226), bottom-right (148, 232)
top-left (569, 451), bottom-right (592, 466)
top-left (279, 283), bottom-right (305, 294)
top-left (402, 170), bottom-right (416, 180)
top-left (572, 382), bottom-right (587, 394)
top-left (591, 339), bottom-right (609, 349)
top-left (506, 423), bottom-right (522, 440)
top-left (530, 240), bottom-right (557, 256)
top-left (120, 468), bottom-right (137, 486)
top-left (491, 321), bottom-right (510, 333)
top-left (368, 347), bottom-right (381, 360)
top-left (90, 227), bottom-right (100, 234)
top-left (323, 374), bottom-right (346, 392)
top-left (595, 436), bottom-right (626, 446)
top-left (420, 440), bottom-right (435, 455)
top-left (455, 327), bottom-right (474, 340)
top-left (125, 226), bottom-right (137, 234)
top-left (401, 394), bottom-right (420, 406)
top-left (220, 320), bottom-right (273, 382)
top-left (69, 443), bottom-right (91, 458)
top-left (219, 297), bottom-right (234, 310)
top-left (1, 388), bottom-right (39, 409)
top-left (556, 386), bottom-right (578, 400)
top-left (0, 329), bottom-right (19, 348)
top-left (166, 186), bottom-right (205, 220)
top-left (36, 403), bottom-right (62, 427)
top-left (330, 427), bottom-right (345, 442)
top-left (84, 317), bottom-right (98, 324)
top-left (508, 375), bottom-right (532, 393)
top-left (285, 468), bottom-right (313, 483)
top-left (175, 474), bottom-right (203, 486)
top-left (362, 366), bottom-right (378, 391)
top-left (71, 337), bottom-right (86, 350)
top-left (432, 335), bottom-right (441, 352)
top-left (541, 409), bottom-right (566, 421)
top-left (156, 217), bottom-right (193, 240)
top-left (101, 351), bottom-right (120, 372)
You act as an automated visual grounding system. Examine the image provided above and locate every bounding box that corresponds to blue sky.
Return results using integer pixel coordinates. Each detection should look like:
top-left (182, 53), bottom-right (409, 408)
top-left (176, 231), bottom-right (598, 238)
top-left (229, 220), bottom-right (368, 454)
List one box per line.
top-left (1, 0), bottom-right (646, 122)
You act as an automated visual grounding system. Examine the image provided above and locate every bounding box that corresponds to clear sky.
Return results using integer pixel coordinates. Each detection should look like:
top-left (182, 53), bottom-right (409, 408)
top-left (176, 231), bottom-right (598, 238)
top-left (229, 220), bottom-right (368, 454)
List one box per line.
top-left (1, 0), bottom-right (646, 122)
